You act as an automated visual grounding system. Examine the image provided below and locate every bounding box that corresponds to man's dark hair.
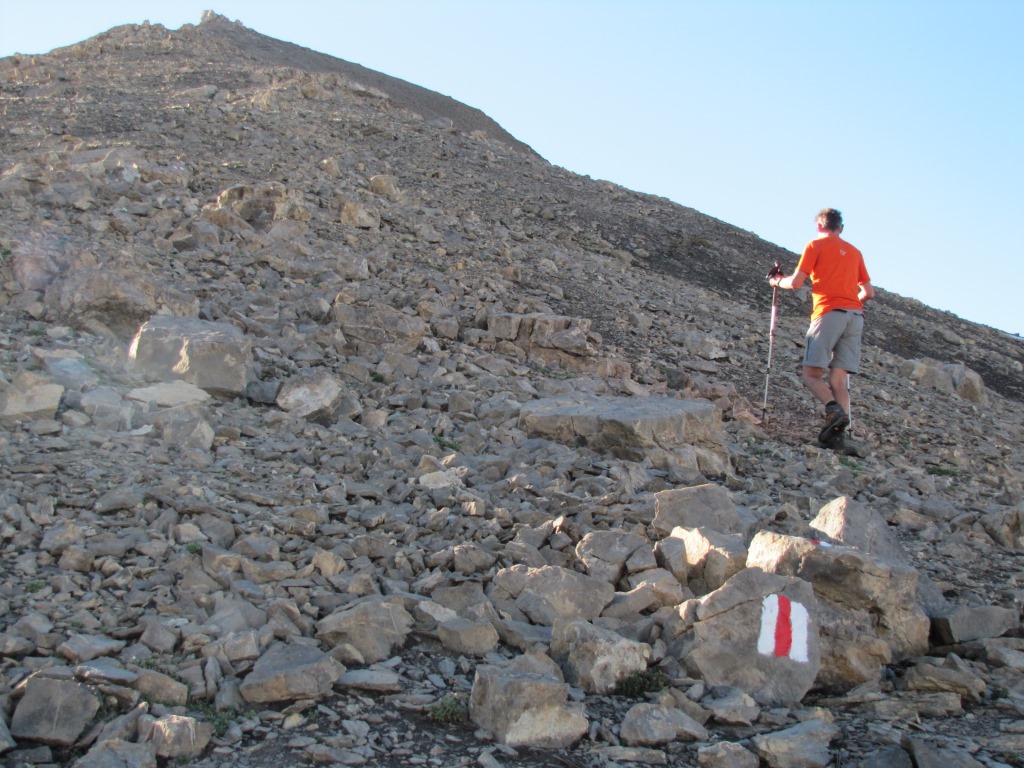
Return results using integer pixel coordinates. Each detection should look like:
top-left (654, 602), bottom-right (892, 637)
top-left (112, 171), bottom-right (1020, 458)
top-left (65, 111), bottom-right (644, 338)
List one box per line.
top-left (817, 208), bottom-right (843, 231)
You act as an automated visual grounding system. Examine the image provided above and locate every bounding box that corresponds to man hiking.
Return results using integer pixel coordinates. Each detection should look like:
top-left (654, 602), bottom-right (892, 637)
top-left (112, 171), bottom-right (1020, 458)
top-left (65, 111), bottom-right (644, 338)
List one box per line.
top-left (768, 208), bottom-right (873, 450)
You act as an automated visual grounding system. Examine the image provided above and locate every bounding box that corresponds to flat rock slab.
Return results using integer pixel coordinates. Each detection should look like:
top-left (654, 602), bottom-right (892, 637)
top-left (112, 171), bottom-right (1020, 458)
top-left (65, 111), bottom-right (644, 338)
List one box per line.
top-left (11, 677), bottom-right (101, 746)
top-left (519, 395), bottom-right (722, 460)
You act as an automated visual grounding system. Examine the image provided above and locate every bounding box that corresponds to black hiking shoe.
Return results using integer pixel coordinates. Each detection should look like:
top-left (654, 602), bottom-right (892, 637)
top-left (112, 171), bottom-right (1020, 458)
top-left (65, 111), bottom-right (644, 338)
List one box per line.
top-left (817, 402), bottom-right (849, 446)
top-left (828, 434), bottom-right (868, 457)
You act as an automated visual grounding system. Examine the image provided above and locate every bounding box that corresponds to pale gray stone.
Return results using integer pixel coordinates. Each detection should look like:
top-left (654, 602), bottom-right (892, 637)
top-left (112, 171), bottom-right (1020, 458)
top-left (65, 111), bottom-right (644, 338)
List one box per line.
top-left (619, 702), bottom-right (709, 746)
top-left (0, 370), bottom-right (63, 426)
top-left (137, 714), bottom-right (213, 759)
top-left (751, 719), bottom-right (839, 768)
top-left (684, 569), bottom-right (820, 706)
top-left (747, 530), bottom-right (929, 662)
top-left (511, 565), bottom-right (615, 626)
top-left (550, 618), bottom-right (650, 694)
top-left (905, 737), bottom-right (987, 768)
top-left (652, 483), bottom-right (744, 537)
top-left (239, 642), bottom-right (345, 703)
top-left (11, 677), bottom-right (102, 746)
top-left (668, 526), bottom-right (747, 592)
top-left (276, 368), bottom-right (347, 422)
top-left (127, 315), bottom-right (253, 398)
top-left (698, 740), bottom-right (760, 768)
top-left (316, 599), bottom-right (414, 663)
top-left (575, 530), bottom-right (647, 583)
top-left (902, 660), bottom-right (986, 702)
top-left (931, 604), bottom-right (1019, 644)
top-left (519, 396), bottom-right (724, 464)
top-left (58, 633), bottom-right (126, 663)
top-left (437, 618), bottom-right (500, 657)
top-left (70, 738), bottom-right (158, 768)
top-left (336, 669), bottom-right (403, 692)
top-left (703, 686), bottom-right (760, 725)
top-left (469, 653), bottom-right (587, 748)
top-left (131, 668), bottom-right (189, 707)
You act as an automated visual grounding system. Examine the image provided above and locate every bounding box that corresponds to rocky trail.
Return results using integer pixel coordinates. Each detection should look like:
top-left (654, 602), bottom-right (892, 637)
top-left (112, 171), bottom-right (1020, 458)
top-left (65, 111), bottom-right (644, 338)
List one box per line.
top-left (1, 11), bottom-right (1024, 768)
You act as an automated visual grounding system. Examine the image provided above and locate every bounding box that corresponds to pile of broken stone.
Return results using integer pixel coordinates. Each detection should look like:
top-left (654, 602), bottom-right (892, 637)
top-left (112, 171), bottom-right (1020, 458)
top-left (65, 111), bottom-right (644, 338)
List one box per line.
top-left (1, 14), bottom-right (1024, 768)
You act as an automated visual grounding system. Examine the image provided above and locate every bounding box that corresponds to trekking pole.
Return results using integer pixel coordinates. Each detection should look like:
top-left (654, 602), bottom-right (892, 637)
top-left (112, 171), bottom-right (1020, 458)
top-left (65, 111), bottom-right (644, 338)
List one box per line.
top-left (762, 261), bottom-right (783, 422)
top-left (846, 373), bottom-right (853, 436)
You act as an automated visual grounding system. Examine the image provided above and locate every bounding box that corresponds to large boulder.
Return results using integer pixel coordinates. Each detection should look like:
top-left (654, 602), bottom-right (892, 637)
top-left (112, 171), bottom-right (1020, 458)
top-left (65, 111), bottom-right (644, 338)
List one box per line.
top-left (469, 653), bottom-right (588, 748)
top-left (44, 268), bottom-right (199, 339)
top-left (127, 315), bottom-right (254, 398)
top-left (0, 370), bottom-right (63, 426)
top-left (680, 569), bottom-right (821, 705)
top-left (519, 395), bottom-right (727, 472)
top-left (315, 597), bottom-right (415, 663)
top-left (550, 619), bottom-right (651, 694)
top-left (11, 677), bottom-right (102, 746)
top-left (488, 565), bottom-right (615, 626)
top-left (652, 483), bottom-right (745, 537)
top-left (238, 642), bottom-right (345, 704)
top-left (747, 530), bottom-right (929, 663)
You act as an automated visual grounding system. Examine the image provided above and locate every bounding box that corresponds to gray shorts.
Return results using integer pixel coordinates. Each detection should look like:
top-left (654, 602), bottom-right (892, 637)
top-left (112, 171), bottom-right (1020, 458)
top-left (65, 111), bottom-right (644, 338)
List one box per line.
top-left (803, 309), bottom-right (864, 373)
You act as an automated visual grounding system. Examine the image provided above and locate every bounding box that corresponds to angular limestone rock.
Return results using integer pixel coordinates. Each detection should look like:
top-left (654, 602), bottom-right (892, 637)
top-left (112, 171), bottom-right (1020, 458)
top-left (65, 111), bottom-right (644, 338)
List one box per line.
top-left (137, 714), bottom-right (213, 759)
top-left (239, 642), bottom-right (345, 704)
top-left (653, 483), bottom-right (744, 537)
top-left (128, 315), bottom-right (253, 398)
top-left (276, 369), bottom-right (348, 423)
top-left (575, 530), bottom-right (647, 583)
top-left (619, 702), bottom-right (709, 746)
top-left (698, 740), bottom-right (760, 768)
top-left (71, 738), bottom-right (158, 768)
top-left (518, 395), bottom-right (725, 465)
top-left (0, 370), bottom-right (63, 426)
top-left (667, 526), bottom-right (747, 593)
top-left (550, 618), bottom-right (651, 694)
top-left (931, 604), bottom-right (1019, 645)
top-left (11, 677), bottom-right (102, 746)
top-left (315, 598), bottom-right (414, 663)
top-left (506, 565), bottom-right (615, 626)
top-left (751, 719), bottom-right (839, 768)
top-left (469, 653), bottom-right (588, 748)
top-left (747, 530), bottom-right (929, 662)
top-left (682, 569), bottom-right (820, 706)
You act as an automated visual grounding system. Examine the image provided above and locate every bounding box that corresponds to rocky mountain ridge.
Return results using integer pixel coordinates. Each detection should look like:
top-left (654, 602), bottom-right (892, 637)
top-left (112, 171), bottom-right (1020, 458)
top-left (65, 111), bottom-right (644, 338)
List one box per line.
top-left (1, 11), bottom-right (1023, 768)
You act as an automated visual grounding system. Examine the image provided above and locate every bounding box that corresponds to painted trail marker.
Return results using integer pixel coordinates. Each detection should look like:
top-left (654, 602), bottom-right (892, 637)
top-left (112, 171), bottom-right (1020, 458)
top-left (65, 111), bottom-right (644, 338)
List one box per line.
top-left (757, 594), bottom-right (809, 663)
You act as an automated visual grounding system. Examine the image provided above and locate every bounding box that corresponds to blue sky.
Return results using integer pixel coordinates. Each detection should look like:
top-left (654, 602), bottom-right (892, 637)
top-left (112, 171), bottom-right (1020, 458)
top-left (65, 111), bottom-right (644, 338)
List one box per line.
top-left (3, 1), bottom-right (1022, 335)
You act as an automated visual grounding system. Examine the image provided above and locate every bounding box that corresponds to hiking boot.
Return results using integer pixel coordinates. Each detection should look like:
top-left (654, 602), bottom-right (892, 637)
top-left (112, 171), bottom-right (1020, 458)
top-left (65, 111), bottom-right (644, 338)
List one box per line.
top-left (829, 434), bottom-right (868, 457)
top-left (817, 402), bottom-right (849, 446)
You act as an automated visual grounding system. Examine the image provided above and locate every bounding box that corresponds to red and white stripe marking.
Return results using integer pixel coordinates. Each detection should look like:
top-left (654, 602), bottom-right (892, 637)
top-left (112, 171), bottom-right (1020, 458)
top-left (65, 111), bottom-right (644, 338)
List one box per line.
top-left (757, 594), bottom-right (809, 663)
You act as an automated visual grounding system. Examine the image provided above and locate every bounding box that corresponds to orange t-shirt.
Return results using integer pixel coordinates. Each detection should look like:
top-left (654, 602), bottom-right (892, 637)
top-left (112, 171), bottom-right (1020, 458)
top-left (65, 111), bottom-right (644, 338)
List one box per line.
top-left (796, 233), bottom-right (870, 320)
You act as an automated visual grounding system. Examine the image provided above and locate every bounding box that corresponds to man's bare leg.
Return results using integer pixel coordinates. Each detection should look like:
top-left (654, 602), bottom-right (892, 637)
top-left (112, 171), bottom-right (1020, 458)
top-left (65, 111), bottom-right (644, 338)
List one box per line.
top-left (829, 367), bottom-right (851, 414)
top-left (802, 366), bottom-right (834, 405)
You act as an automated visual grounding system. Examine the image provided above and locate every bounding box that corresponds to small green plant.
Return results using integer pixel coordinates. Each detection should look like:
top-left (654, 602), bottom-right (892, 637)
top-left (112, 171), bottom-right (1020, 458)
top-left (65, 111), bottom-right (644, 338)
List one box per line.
top-left (427, 695), bottom-right (465, 725)
top-left (432, 264), bottom-right (448, 273)
top-left (370, 371), bottom-right (385, 383)
top-left (926, 465), bottom-right (961, 477)
top-left (191, 700), bottom-right (240, 737)
top-left (186, 542), bottom-right (203, 555)
top-left (838, 456), bottom-right (862, 472)
top-left (433, 435), bottom-right (461, 451)
top-left (613, 669), bottom-right (670, 697)
top-left (536, 365), bottom-right (577, 380)
top-left (24, 580), bottom-right (47, 593)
